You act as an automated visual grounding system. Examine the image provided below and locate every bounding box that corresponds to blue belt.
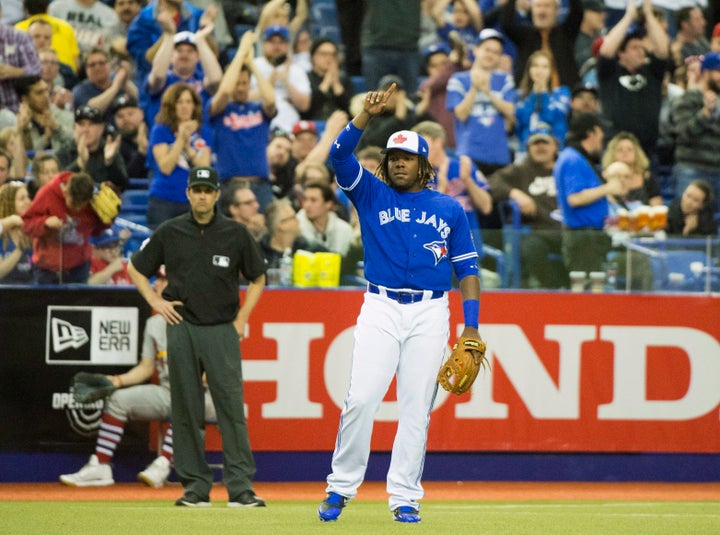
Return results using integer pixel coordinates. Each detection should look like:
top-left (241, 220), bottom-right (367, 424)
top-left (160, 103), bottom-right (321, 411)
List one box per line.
top-left (368, 283), bottom-right (445, 304)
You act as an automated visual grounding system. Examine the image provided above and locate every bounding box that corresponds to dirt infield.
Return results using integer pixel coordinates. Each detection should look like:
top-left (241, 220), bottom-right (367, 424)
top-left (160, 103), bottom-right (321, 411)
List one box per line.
top-left (2, 481), bottom-right (720, 502)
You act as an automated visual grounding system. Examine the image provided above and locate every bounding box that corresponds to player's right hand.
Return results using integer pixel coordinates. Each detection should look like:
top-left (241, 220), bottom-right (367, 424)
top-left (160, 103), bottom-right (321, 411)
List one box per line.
top-left (363, 83), bottom-right (396, 115)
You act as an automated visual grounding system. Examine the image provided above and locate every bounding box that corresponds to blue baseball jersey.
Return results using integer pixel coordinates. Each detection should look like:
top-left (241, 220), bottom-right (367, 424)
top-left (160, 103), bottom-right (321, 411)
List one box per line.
top-left (331, 123), bottom-right (479, 291)
top-left (204, 99), bottom-right (272, 180)
top-left (446, 70), bottom-right (517, 165)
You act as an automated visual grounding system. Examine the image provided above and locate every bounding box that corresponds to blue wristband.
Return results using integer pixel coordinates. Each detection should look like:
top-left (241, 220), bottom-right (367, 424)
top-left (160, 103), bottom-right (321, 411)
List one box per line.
top-left (463, 299), bottom-right (479, 328)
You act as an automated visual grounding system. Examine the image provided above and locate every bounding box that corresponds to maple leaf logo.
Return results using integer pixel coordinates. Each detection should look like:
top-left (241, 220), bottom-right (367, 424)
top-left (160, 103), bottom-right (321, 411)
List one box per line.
top-left (392, 133), bottom-right (408, 144)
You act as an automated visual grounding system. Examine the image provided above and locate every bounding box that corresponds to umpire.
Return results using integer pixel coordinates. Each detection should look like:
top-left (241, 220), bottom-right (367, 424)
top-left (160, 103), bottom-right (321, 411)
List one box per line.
top-left (128, 166), bottom-right (267, 507)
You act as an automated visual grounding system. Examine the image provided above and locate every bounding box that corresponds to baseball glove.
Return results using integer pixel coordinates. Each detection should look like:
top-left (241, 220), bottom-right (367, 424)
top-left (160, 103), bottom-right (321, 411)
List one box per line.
top-left (72, 372), bottom-right (116, 403)
top-left (90, 182), bottom-right (121, 225)
top-left (437, 336), bottom-right (488, 395)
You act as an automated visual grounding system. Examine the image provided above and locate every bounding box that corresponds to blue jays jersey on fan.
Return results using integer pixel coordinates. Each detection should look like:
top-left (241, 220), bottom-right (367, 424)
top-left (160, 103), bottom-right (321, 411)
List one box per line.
top-left (331, 123), bottom-right (479, 291)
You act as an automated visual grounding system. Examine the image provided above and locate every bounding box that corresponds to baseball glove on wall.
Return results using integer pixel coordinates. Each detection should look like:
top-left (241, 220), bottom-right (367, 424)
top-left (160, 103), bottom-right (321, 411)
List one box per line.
top-left (90, 182), bottom-right (121, 224)
top-left (72, 372), bottom-right (117, 403)
top-left (437, 336), bottom-right (488, 395)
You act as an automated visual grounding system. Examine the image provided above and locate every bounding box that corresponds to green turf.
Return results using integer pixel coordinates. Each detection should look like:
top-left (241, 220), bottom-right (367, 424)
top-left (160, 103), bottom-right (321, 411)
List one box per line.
top-left (3, 500), bottom-right (720, 534)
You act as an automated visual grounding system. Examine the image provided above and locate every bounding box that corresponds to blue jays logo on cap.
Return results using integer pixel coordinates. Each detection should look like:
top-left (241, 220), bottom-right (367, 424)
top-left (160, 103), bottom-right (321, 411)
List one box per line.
top-left (383, 130), bottom-right (429, 157)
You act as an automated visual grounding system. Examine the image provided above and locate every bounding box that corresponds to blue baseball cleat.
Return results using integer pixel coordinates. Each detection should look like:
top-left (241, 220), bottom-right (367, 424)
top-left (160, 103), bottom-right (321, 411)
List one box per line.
top-left (318, 492), bottom-right (348, 522)
top-left (393, 506), bottom-right (421, 523)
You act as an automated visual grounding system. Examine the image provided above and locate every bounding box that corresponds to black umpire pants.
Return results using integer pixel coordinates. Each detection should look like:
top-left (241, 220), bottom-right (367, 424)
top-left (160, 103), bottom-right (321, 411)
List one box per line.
top-left (168, 321), bottom-right (256, 500)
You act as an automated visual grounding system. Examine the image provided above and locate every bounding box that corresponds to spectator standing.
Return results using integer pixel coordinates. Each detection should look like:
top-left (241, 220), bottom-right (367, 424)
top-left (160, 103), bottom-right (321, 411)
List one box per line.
top-left (597, 0), bottom-right (669, 159)
top-left (22, 170), bottom-right (108, 284)
top-left (574, 0), bottom-right (606, 74)
top-left (0, 9), bottom-right (41, 113)
top-left (303, 37), bottom-right (354, 121)
top-left (670, 51), bottom-right (720, 214)
top-left (415, 42), bottom-right (462, 149)
top-left (145, 24), bottom-right (222, 126)
top-left (127, 165), bottom-right (267, 508)
top-left (146, 83), bottom-right (210, 228)
top-left (48, 0), bottom-right (119, 57)
top-left (206, 30), bottom-right (276, 211)
top-left (446, 28), bottom-right (517, 176)
top-left (360, 0), bottom-right (422, 94)
top-left (502, 0), bottom-right (584, 88)
top-left (554, 112), bottom-right (624, 273)
top-left (14, 0), bottom-right (81, 72)
top-left (0, 180), bottom-right (33, 283)
top-left (489, 124), bottom-right (567, 288)
top-left (252, 24), bottom-right (311, 133)
top-left (266, 130), bottom-right (296, 199)
top-left (126, 0), bottom-right (209, 116)
top-left (670, 6), bottom-right (710, 67)
top-left (56, 105), bottom-right (128, 191)
top-left (412, 119), bottom-right (493, 245)
top-left (26, 18), bottom-right (78, 90)
top-left (431, 0), bottom-right (483, 60)
top-left (514, 49), bottom-right (571, 157)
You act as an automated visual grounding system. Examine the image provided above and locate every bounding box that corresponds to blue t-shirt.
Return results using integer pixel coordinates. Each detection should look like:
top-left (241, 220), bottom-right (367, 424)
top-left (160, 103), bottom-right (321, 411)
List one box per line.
top-left (331, 122), bottom-right (479, 291)
top-left (446, 70), bottom-right (517, 165)
top-left (515, 86), bottom-right (571, 149)
top-left (147, 123), bottom-right (209, 203)
top-left (553, 146), bottom-right (607, 229)
top-left (144, 71), bottom-right (208, 125)
top-left (0, 239), bottom-right (32, 284)
top-left (205, 99), bottom-right (271, 180)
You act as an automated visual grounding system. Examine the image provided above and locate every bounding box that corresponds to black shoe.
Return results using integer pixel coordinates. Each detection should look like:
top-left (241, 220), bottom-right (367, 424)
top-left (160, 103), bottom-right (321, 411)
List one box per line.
top-left (174, 493), bottom-right (211, 507)
top-left (228, 489), bottom-right (266, 507)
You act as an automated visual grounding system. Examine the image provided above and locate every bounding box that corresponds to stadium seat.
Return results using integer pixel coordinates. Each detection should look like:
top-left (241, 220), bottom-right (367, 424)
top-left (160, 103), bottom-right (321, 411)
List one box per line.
top-left (121, 189), bottom-right (149, 214)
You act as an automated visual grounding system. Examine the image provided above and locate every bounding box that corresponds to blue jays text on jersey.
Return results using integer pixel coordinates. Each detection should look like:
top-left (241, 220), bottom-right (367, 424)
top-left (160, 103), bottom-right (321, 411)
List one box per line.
top-left (331, 123), bottom-right (479, 291)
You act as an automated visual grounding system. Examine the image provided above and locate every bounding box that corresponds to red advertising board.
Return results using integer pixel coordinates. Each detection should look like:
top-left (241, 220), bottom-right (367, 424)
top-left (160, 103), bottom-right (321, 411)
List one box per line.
top-left (220, 289), bottom-right (720, 453)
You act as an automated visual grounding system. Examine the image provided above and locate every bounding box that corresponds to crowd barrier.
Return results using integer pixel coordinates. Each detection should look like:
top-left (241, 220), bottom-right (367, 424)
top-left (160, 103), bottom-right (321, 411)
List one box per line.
top-left (1, 285), bottom-right (719, 482)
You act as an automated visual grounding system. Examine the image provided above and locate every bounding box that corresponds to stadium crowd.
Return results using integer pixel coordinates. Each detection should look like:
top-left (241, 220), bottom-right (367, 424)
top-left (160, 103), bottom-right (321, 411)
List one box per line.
top-left (0, 0), bottom-right (719, 289)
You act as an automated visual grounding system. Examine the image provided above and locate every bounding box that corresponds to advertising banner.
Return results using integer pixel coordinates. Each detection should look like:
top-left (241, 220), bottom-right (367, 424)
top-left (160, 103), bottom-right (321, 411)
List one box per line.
top-left (1, 287), bottom-right (719, 454)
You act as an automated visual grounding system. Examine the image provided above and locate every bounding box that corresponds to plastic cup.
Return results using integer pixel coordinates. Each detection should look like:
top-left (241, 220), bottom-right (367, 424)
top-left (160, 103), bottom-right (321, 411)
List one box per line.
top-left (650, 205), bottom-right (668, 231)
top-left (569, 271), bottom-right (587, 292)
top-left (616, 208), bottom-right (630, 231)
top-left (589, 271), bottom-right (606, 293)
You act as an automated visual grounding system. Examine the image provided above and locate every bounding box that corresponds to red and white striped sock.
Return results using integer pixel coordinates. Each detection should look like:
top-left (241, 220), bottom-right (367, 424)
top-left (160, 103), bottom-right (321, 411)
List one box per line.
top-left (161, 427), bottom-right (173, 461)
top-left (95, 413), bottom-right (125, 464)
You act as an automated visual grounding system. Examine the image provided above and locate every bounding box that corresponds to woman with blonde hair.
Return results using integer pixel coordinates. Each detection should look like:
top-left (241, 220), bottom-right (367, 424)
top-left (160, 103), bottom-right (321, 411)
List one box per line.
top-left (0, 181), bottom-right (33, 283)
top-left (146, 83), bottom-right (211, 228)
top-left (602, 131), bottom-right (663, 207)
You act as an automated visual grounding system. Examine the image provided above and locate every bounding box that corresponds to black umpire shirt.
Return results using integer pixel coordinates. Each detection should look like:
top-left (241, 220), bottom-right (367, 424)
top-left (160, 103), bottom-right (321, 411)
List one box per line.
top-left (131, 210), bottom-right (267, 325)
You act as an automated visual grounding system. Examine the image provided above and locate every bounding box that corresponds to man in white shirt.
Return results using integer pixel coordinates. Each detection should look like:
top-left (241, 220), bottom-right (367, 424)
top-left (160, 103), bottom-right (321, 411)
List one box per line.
top-left (296, 182), bottom-right (353, 256)
top-left (252, 24), bottom-right (311, 133)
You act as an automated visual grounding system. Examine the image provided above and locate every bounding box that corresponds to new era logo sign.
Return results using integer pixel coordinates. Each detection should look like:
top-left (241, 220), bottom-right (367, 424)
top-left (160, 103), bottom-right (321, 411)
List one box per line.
top-left (46, 306), bottom-right (139, 365)
top-left (197, 169), bottom-right (210, 178)
top-left (52, 318), bottom-right (89, 352)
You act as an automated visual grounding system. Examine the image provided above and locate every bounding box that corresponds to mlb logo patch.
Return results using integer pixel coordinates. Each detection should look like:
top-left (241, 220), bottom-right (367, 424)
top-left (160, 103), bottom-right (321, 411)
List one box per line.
top-left (213, 255), bottom-right (230, 268)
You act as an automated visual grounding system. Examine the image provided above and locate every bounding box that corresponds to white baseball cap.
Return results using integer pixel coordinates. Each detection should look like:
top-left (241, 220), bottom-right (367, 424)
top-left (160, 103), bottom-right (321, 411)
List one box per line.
top-left (382, 130), bottom-right (429, 157)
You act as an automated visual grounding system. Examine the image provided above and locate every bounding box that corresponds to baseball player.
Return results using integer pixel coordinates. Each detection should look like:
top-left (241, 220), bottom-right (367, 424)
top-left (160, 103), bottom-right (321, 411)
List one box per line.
top-left (60, 270), bottom-right (216, 488)
top-left (318, 84), bottom-right (481, 523)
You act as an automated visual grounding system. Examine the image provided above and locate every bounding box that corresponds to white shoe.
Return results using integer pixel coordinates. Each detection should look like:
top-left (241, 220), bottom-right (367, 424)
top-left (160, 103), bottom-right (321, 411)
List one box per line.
top-left (138, 455), bottom-right (171, 488)
top-left (59, 454), bottom-right (114, 487)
